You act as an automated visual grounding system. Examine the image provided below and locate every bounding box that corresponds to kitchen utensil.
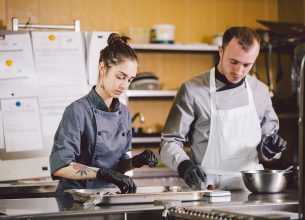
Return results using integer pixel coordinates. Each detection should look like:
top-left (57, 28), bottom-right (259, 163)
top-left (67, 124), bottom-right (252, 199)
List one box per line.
top-left (66, 186), bottom-right (224, 206)
top-left (129, 72), bottom-right (162, 90)
top-left (241, 169), bottom-right (291, 193)
top-left (150, 24), bottom-right (175, 44)
top-left (279, 165), bottom-right (294, 173)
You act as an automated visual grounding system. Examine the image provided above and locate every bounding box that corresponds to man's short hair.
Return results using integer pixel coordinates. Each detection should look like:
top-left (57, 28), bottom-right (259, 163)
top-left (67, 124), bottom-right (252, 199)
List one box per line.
top-left (222, 26), bottom-right (260, 51)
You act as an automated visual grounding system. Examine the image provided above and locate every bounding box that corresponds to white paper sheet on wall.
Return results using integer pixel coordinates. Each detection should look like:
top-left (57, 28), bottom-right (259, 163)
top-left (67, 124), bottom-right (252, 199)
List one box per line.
top-left (31, 32), bottom-right (89, 150)
top-left (0, 32), bottom-right (38, 98)
top-left (39, 95), bottom-right (77, 135)
top-left (0, 76), bottom-right (39, 99)
top-left (86, 32), bottom-right (112, 85)
top-left (0, 33), bottom-right (34, 79)
top-left (31, 31), bottom-right (88, 98)
top-left (1, 97), bottom-right (43, 152)
top-left (0, 110), bottom-right (4, 149)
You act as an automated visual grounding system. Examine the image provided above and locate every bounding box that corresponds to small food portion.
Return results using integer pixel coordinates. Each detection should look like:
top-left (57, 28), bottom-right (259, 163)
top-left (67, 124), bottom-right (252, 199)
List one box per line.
top-left (207, 184), bottom-right (216, 190)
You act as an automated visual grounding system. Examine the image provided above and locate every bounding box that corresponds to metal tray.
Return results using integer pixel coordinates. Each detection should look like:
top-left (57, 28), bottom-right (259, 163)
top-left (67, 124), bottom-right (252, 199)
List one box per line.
top-left (66, 186), bottom-right (216, 206)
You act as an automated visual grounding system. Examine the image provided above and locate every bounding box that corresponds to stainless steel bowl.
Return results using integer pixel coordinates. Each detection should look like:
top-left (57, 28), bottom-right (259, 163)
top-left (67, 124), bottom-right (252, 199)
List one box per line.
top-left (241, 170), bottom-right (289, 193)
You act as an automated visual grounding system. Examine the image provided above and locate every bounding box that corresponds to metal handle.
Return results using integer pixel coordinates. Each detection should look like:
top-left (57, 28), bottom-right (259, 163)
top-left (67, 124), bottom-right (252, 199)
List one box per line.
top-left (12, 17), bottom-right (80, 32)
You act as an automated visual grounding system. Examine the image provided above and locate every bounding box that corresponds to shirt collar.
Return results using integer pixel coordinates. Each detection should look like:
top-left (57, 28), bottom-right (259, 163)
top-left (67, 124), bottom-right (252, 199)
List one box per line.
top-left (87, 86), bottom-right (120, 112)
top-left (215, 66), bottom-right (245, 91)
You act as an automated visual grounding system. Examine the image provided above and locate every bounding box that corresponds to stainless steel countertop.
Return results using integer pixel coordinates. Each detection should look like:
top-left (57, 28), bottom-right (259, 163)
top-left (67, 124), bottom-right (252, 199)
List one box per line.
top-left (0, 168), bottom-right (182, 199)
top-left (0, 168), bottom-right (299, 219)
top-left (0, 190), bottom-right (298, 219)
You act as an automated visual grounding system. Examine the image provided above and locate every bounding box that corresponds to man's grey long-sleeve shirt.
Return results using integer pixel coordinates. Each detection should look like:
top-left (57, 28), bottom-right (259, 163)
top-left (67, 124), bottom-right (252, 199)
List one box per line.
top-left (160, 69), bottom-right (279, 171)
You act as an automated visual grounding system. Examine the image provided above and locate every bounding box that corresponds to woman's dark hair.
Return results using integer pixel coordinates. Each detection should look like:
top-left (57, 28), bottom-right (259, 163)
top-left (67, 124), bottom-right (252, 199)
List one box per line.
top-left (99, 33), bottom-right (138, 70)
top-left (222, 26), bottom-right (260, 51)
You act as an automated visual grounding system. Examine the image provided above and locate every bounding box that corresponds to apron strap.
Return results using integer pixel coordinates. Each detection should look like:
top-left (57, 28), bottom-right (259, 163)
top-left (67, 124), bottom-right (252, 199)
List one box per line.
top-left (210, 69), bottom-right (255, 109)
top-left (209, 67), bottom-right (217, 113)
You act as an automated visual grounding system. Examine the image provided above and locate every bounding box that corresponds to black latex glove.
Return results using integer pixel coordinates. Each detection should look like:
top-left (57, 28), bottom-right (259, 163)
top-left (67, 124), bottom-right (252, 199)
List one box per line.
top-left (96, 167), bottom-right (136, 193)
top-left (178, 160), bottom-right (206, 187)
top-left (259, 134), bottom-right (287, 159)
top-left (132, 149), bottom-right (158, 168)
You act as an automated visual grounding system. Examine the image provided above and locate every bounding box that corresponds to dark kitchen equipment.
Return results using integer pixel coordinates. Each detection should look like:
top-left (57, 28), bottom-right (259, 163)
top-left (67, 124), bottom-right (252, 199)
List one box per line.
top-left (263, 43), bottom-right (275, 98)
top-left (129, 72), bottom-right (162, 90)
top-left (276, 51), bottom-right (284, 82)
top-left (256, 20), bottom-right (305, 99)
top-left (298, 47), bottom-right (305, 219)
top-left (257, 20), bottom-right (305, 37)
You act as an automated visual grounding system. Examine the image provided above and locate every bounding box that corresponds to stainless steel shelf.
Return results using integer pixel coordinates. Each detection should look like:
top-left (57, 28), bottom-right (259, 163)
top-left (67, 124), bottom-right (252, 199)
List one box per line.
top-left (132, 137), bottom-right (161, 144)
top-left (131, 43), bottom-right (218, 52)
top-left (126, 90), bottom-right (176, 98)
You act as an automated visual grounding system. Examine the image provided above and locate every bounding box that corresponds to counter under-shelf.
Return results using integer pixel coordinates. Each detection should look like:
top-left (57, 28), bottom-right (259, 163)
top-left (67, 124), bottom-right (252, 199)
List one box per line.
top-left (0, 190), bottom-right (298, 220)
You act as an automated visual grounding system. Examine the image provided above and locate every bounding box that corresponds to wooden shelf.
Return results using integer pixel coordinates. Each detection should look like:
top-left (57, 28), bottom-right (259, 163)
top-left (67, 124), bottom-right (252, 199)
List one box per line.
top-left (130, 43), bottom-right (218, 52)
top-left (126, 90), bottom-right (177, 98)
top-left (132, 137), bottom-right (161, 144)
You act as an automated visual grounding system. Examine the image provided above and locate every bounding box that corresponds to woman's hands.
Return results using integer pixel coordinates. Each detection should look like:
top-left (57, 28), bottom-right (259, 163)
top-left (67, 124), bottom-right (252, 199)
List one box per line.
top-left (96, 167), bottom-right (136, 193)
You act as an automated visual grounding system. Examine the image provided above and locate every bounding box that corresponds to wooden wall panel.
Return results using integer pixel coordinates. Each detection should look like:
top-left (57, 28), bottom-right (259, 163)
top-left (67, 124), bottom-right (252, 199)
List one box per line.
top-left (215, 0), bottom-right (242, 33)
top-left (128, 99), bottom-right (174, 132)
top-left (185, 0), bottom-right (215, 43)
top-left (6, 0), bottom-right (278, 43)
top-left (4, 0), bottom-right (279, 131)
top-left (240, 0), bottom-right (278, 28)
top-left (278, 0), bottom-right (304, 23)
top-left (129, 0), bottom-right (161, 28)
top-left (6, 0), bottom-right (39, 26)
top-left (0, 0), bottom-right (6, 28)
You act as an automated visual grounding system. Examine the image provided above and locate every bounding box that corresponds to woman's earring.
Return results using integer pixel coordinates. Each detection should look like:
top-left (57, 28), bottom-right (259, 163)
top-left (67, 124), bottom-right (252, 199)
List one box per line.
top-left (100, 79), bottom-right (105, 89)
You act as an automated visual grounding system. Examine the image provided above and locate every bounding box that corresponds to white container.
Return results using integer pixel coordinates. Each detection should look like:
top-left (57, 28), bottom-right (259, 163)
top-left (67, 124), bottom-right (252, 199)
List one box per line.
top-left (128, 27), bottom-right (150, 43)
top-left (151, 24), bottom-right (175, 44)
top-left (212, 33), bottom-right (223, 46)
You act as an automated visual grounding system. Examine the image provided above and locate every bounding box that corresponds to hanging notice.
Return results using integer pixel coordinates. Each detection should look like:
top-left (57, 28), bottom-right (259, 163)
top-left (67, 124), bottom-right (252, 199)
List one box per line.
top-left (0, 32), bottom-right (38, 98)
top-left (0, 110), bottom-right (4, 149)
top-left (1, 98), bottom-right (43, 152)
top-left (31, 31), bottom-right (88, 97)
top-left (31, 32), bottom-right (89, 148)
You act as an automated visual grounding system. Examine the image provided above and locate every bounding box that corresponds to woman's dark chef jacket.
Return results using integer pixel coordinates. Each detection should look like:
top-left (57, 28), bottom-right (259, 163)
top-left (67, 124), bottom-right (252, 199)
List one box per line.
top-left (49, 87), bottom-right (132, 195)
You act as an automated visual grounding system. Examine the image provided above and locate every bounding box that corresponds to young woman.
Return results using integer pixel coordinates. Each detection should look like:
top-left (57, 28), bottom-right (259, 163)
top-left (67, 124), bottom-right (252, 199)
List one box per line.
top-left (50, 33), bottom-right (158, 196)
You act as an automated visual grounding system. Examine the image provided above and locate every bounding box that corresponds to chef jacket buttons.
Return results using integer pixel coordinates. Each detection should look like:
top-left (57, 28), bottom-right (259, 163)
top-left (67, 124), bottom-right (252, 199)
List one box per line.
top-left (94, 110), bottom-right (98, 114)
top-left (119, 110), bottom-right (122, 114)
top-left (122, 132), bottom-right (125, 136)
top-left (97, 131), bottom-right (102, 135)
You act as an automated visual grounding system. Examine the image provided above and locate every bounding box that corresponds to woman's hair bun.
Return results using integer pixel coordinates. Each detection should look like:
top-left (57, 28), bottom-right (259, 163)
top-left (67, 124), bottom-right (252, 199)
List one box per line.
top-left (107, 33), bottom-right (130, 46)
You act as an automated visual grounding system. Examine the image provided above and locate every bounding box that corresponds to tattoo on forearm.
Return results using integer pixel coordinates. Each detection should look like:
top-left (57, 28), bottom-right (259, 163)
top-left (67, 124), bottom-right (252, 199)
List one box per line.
top-left (72, 163), bottom-right (96, 176)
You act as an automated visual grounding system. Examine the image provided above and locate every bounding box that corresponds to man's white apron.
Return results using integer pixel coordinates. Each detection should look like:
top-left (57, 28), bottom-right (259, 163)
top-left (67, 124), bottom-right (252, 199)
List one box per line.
top-left (201, 68), bottom-right (263, 190)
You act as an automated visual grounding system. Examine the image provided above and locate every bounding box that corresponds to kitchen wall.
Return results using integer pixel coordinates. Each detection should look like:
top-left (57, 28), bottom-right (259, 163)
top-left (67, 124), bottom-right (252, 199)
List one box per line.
top-left (0, 0), bottom-right (6, 28)
top-left (0, 0), bottom-right (280, 136)
top-left (3, 0), bottom-right (278, 41)
top-left (1, 0), bottom-right (303, 170)
top-left (2, 1), bottom-right (290, 128)
top-left (278, 0), bottom-right (305, 23)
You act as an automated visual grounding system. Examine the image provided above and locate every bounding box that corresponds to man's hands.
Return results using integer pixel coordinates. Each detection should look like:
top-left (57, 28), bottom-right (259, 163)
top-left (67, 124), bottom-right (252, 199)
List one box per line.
top-left (132, 149), bottom-right (158, 168)
top-left (258, 134), bottom-right (287, 159)
top-left (178, 160), bottom-right (206, 187)
top-left (96, 167), bottom-right (136, 193)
